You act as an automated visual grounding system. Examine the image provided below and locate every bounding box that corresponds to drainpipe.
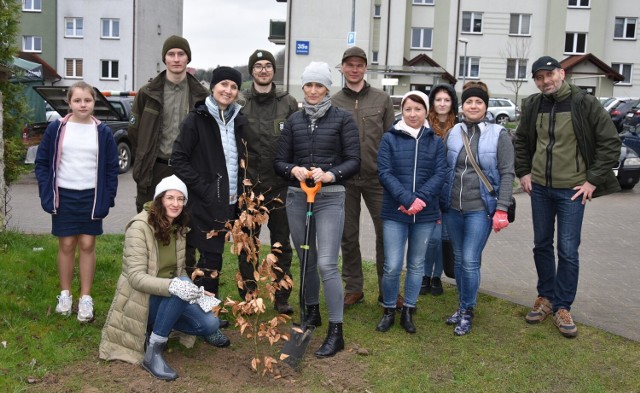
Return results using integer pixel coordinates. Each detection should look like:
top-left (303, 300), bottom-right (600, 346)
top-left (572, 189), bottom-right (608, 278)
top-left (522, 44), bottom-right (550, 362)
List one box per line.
top-left (454, 0), bottom-right (461, 87)
top-left (132, 0), bottom-right (136, 89)
top-left (285, 0), bottom-right (293, 92)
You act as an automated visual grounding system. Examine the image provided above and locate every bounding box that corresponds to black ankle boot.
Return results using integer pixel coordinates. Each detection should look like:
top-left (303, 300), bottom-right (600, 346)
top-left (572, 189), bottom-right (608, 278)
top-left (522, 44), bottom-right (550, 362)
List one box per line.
top-left (419, 276), bottom-right (431, 295)
top-left (274, 294), bottom-right (294, 315)
top-left (400, 306), bottom-right (416, 334)
top-left (376, 308), bottom-right (396, 332)
top-left (314, 322), bottom-right (344, 358)
top-left (304, 304), bottom-right (322, 327)
top-left (142, 341), bottom-right (178, 381)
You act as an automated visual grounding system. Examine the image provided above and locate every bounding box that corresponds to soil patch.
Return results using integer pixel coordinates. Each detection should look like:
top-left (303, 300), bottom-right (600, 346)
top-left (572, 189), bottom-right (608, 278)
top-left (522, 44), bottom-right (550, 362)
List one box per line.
top-left (27, 330), bottom-right (372, 392)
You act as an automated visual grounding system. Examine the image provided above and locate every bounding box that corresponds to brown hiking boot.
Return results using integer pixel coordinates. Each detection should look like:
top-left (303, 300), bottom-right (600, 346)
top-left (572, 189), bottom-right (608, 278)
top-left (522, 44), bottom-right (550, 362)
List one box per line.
top-left (343, 292), bottom-right (364, 307)
top-left (553, 309), bottom-right (578, 338)
top-left (525, 296), bottom-right (552, 324)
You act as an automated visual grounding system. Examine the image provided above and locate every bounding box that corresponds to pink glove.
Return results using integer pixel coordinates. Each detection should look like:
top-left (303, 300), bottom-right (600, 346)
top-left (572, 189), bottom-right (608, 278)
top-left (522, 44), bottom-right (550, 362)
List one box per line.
top-left (492, 210), bottom-right (509, 232)
top-left (398, 205), bottom-right (412, 215)
top-left (407, 198), bottom-right (426, 215)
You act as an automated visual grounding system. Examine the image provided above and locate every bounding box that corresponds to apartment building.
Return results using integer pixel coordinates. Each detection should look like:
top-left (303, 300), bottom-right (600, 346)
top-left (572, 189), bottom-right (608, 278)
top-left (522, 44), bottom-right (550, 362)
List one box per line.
top-left (280, 0), bottom-right (639, 103)
top-left (17, 0), bottom-right (183, 91)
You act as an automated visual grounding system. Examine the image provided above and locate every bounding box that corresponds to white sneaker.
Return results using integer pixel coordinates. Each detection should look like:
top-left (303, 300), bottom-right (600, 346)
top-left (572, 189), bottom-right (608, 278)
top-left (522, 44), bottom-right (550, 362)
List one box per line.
top-left (77, 296), bottom-right (94, 322)
top-left (55, 293), bottom-right (72, 316)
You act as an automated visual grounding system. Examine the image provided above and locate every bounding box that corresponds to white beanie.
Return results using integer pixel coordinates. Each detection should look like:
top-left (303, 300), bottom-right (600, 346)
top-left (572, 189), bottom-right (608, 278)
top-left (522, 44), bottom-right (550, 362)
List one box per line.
top-left (154, 175), bottom-right (188, 202)
top-left (401, 90), bottom-right (430, 112)
top-left (301, 61), bottom-right (332, 88)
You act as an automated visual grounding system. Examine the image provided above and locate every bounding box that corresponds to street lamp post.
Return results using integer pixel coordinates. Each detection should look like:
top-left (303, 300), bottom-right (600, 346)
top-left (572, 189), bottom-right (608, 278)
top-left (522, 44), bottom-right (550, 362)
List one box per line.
top-left (458, 38), bottom-right (469, 89)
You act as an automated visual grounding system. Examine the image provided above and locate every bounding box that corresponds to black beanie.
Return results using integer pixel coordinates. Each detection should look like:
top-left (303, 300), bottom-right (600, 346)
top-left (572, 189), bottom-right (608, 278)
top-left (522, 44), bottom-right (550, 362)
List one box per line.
top-left (248, 49), bottom-right (276, 74)
top-left (162, 35), bottom-right (191, 64)
top-left (210, 66), bottom-right (243, 90)
top-left (461, 87), bottom-right (489, 108)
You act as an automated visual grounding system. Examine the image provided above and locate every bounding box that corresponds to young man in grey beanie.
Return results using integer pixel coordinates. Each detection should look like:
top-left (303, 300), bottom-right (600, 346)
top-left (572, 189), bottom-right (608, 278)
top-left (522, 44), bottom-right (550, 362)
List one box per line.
top-left (237, 49), bottom-right (299, 314)
top-left (331, 46), bottom-right (395, 309)
top-left (128, 35), bottom-right (209, 214)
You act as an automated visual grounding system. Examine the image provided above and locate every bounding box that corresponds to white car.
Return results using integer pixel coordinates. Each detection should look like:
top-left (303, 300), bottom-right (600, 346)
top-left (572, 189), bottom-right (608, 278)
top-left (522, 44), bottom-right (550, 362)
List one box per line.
top-left (45, 102), bottom-right (62, 122)
top-left (487, 98), bottom-right (520, 125)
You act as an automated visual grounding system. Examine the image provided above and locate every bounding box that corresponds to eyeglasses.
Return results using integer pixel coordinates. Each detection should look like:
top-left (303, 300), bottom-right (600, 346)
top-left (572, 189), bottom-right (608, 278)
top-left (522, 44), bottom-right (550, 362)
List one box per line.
top-left (163, 195), bottom-right (186, 205)
top-left (253, 63), bottom-right (274, 72)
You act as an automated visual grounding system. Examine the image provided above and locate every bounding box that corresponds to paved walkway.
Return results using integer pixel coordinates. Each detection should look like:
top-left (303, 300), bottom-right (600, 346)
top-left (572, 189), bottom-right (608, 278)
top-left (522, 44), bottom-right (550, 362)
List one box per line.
top-left (7, 171), bottom-right (639, 341)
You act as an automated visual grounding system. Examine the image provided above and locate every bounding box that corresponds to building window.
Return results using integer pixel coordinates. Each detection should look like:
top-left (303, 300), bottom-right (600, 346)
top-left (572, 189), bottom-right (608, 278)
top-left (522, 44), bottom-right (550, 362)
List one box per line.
top-left (612, 63), bottom-right (632, 85)
top-left (509, 14), bottom-right (531, 35)
top-left (65, 17), bottom-right (84, 38)
top-left (65, 59), bottom-right (83, 78)
top-left (462, 12), bottom-right (483, 34)
top-left (568, 0), bottom-right (589, 7)
top-left (614, 17), bottom-right (636, 39)
top-left (506, 58), bottom-right (528, 80)
top-left (101, 60), bottom-right (119, 80)
top-left (373, 4), bottom-right (381, 18)
top-left (459, 56), bottom-right (480, 78)
top-left (372, 51), bottom-right (379, 65)
top-left (565, 32), bottom-right (587, 54)
top-left (413, 0), bottom-right (435, 4)
top-left (22, 0), bottom-right (41, 11)
top-left (22, 36), bottom-right (42, 52)
top-left (411, 27), bottom-right (433, 49)
top-left (101, 18), bottom-right (120, 39)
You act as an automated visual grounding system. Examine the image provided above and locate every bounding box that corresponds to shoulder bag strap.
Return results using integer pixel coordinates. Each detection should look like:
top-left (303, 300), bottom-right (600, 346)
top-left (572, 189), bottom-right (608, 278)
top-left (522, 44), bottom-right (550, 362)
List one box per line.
top-left (461, 129), bottom-right (496, 197)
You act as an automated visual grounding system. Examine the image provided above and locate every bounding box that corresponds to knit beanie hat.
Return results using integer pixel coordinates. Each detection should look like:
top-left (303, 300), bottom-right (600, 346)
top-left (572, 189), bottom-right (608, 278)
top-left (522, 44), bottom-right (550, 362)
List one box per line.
top-left (154, 175), bottom-right (188, 202)
top-left (248, 49), bottom-right (276, 73)
top-left (210, 66), bottom-right (243, 90)
top-left (461, 87), bottom-right (489, 108)
top-left (301, 61), bottom-right (332, 88)
top-left (401, 90), bottom-right (430, 112)
top-left (162, 35), bottom-right (191, 64)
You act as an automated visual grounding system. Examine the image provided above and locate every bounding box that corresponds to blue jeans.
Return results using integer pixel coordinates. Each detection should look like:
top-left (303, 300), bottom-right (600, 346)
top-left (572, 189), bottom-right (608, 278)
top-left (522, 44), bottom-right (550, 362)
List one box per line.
top-left (148, 278), bottom-right (219, 338)
top-left (286, 188), bottom-right (345, 323)
top-left (444, 209), bottom-right (492, 310)
top-left (531, 183), bottom-right (585, 311)
top-left (424, 220), bottom-right (445, 278)
top-left (382, 220), bottom-right (435, 308)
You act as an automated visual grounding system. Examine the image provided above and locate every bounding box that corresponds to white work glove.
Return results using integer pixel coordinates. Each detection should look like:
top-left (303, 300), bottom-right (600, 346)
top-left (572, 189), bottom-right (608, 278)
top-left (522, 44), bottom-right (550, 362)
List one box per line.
top-left (168, 277), bottom-right (203, 303)
top-left (197, 294), bottom-right (221, 313)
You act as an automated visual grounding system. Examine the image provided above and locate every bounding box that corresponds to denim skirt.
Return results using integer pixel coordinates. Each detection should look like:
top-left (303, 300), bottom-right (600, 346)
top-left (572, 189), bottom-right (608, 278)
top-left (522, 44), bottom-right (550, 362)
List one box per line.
top-left (51, 188), bottom-right (103, 237)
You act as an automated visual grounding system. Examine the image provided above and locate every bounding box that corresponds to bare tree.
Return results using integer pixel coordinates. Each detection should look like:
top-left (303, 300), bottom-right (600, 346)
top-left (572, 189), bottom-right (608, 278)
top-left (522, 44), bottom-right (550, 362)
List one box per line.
top-left (500, 37), bottom-right (531, 108)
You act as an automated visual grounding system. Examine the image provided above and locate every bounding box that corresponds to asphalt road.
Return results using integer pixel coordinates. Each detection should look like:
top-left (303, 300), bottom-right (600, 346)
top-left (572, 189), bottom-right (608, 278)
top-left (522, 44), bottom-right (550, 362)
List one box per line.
top-left (6, 171), bottom-right (640, 342)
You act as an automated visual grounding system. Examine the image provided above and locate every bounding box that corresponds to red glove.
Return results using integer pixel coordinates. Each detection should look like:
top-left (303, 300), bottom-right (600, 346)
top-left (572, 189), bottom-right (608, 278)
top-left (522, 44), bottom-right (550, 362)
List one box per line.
top-left (407, 198), bottom-right (426, 215)
top-left (398, 205), bottom-right (412, 215)
top-left (492, 210), bottom-right (509, 232)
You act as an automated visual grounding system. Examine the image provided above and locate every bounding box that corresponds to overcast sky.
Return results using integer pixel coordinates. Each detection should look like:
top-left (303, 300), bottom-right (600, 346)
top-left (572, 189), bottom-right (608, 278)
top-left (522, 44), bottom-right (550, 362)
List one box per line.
top-left (183, 0), bottom-right (287, 70)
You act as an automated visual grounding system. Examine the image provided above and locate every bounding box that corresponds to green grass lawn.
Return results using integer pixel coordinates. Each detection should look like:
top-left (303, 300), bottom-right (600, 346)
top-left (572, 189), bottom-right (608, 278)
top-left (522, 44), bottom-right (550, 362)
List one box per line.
top-left (1, 231), bottom-right (639, 392)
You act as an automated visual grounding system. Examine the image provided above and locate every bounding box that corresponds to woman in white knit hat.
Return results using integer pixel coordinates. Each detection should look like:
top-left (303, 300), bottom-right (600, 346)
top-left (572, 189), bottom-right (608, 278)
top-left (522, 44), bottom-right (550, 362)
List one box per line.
top-left (99, 175), bottom-right (229, 381)
top-left (274, 61), bottom-right (360, 358)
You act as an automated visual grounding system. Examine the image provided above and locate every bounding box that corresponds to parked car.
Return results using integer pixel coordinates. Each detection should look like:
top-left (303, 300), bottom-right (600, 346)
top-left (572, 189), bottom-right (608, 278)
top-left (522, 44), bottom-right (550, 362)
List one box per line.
top-left (487, 98), bottom-right (520, 125)
top-left (609, 99), bottom-right (639, 131)
top-left (26, 87), bottom-right (135, 173)
top-left (599, 97), bottom-right (638, 113)
top-left (620, 101), bottom-right (640, 131)
top-left (44, 102), bottom-right (61, 122)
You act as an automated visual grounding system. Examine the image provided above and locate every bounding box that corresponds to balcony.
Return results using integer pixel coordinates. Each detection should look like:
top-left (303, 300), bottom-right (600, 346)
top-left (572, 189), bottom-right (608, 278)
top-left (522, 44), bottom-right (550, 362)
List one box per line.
top-left (269, 20), bottom-right (286, 45)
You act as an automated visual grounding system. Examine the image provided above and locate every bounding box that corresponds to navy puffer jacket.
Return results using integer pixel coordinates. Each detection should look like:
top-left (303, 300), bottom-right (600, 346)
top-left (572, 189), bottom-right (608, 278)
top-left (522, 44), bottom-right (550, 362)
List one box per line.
top-left (274, 106), bottom-right (360, 185)
top-left (377, 125), bottom-right (448, 223)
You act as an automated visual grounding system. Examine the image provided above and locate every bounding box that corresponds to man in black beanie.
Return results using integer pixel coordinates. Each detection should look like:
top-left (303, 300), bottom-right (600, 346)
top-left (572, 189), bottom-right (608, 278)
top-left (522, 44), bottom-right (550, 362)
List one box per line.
top-left (238, 49), bottom-right (298, 314)
top-left (129, 35), bottom-right (208, 214)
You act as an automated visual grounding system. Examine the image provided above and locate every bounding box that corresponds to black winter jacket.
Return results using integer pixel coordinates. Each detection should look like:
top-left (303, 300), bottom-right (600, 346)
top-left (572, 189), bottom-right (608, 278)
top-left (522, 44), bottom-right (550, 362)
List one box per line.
top-left (274, 106), bottom-right (361, 186)
top-left (171, 102), bottom-right (247, 253)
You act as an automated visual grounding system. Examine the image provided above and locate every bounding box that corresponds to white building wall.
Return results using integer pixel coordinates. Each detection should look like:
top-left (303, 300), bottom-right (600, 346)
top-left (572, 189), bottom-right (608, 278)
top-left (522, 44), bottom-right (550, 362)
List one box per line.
top-left (133, 0), bottom-right (183, 90)
top-left (56, 0), bottom-right (182, 92)
top-left (57, 0), bottom-right (134, 91)
top-left (285, 0), bottom-right (639, 102)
